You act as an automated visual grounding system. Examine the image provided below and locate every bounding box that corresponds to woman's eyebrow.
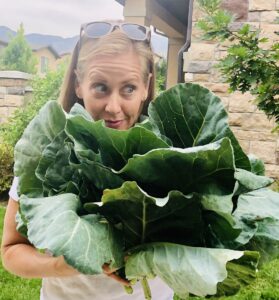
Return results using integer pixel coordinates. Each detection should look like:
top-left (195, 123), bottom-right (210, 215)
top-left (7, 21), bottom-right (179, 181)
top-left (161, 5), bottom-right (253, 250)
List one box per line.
top-left (89, 72), bottom-right (108, 82)
top-left (121, 75), bottom-right (141, 84)
top-left (89, 74), bottom-right (108, 83)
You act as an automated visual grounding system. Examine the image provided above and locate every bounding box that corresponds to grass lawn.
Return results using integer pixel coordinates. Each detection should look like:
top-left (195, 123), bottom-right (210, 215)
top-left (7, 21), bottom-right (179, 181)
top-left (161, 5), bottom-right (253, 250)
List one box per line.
top-left (1, 206), bottom-right (279, 300)
top-left (0, 205), bottom-right (41, 300)
top-left (190, 260), bottom-right (279, 300)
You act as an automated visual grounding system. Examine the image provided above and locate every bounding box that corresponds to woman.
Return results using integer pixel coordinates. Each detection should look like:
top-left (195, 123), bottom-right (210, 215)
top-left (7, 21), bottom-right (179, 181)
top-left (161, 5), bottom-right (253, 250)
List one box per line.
top-left (1, 21), bottom-right (173, 299)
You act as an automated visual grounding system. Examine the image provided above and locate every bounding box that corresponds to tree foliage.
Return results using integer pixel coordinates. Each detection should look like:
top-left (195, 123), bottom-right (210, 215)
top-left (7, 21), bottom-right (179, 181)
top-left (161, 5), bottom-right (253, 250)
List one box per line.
top-left (196, 0), bottom-right (279, 127)
top-left (0, 23), bottom-right (37, 74)
top-left (155, 58), bottom-right (167, 95)
top-left (0, 66), bottom-right (66, 146)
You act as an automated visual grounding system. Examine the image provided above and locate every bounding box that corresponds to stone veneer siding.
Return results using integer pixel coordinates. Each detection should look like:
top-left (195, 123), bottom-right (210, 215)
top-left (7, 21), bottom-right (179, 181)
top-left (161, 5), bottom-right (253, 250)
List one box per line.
top-left (0, 71), bottom-right (33, 123)
top-left (183, 0), bottom-right (279, 179)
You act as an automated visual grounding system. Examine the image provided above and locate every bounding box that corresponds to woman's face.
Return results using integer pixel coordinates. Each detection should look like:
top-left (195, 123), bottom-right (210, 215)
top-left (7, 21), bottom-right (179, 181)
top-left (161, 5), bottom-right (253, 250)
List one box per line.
top-left (75, 50), bottom-right (151, 130)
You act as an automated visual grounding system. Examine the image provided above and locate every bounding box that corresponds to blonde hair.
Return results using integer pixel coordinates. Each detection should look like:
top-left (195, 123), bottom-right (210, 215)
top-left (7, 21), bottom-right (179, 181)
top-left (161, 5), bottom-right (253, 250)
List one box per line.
top-left (59, 28), bottom-right (155, 115)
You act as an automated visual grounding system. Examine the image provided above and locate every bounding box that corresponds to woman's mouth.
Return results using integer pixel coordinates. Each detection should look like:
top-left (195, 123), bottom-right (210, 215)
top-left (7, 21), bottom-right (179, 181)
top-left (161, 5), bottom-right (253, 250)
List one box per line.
top-left (105, 120), bottom-right (123, 129)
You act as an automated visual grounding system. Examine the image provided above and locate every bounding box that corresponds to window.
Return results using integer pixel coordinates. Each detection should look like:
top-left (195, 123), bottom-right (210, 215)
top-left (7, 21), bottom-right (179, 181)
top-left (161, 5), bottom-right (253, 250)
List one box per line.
top-left (41, 56), bottom-right (49, 73)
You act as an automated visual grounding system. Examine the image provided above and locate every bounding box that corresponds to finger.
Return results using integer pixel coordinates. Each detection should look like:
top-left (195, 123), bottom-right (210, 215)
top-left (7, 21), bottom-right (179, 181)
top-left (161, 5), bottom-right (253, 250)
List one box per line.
top-left (107, 273), bottom-right (130, 286)
top-left (102, 263), bottom-right (117, 274)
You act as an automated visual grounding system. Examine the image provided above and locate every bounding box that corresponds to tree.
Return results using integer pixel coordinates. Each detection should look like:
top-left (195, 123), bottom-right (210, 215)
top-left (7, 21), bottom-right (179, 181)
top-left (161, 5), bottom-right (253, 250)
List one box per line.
top-left (196, 0), bottom-right (279, 128)
top-left (0, 23), bottom-right (37, 73)
top-left (155, 58), bottom-right (167, 95)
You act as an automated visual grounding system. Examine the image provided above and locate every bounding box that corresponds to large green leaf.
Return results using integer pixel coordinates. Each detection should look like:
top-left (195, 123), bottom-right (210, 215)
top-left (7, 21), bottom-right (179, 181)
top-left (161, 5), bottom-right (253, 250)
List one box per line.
top-left (135, 118), bottom-right (173, 146)
top-left (12, 85), bottom-right (278, 298)
top-left (35, 131), bottom-right (79, 195)
top-left (43, 142), bottom-right (78, 194)
top-left (216, 251), bottom-right (259, 296)
top-left (119, 138), bottom-right (235, 197)
top-left (67, 102), bottom-right (93, 120)
top-left (69, 149), bottom-right (124, 192)
top-left (125, 243), bottom-right (255, 298)
top-left (66, 115), bottom-right (169, 170)
top-left (85, 181), bottom-right (204, 249)
top-left (233, 188), bottom-right (279, 261)
top-left (19, 193), bottom-right (124, 274)
top-left (195, 183), bottom-right (242, 248)
top-left (35, 131), bottom-right (68, 182)
top-left (148, 83), bottom-right (250, 171)
top-left (234, 169), bottom-right (273, 195)
top-left (248, 154), bottom-right (265, 176)
top-left (14, 101), bottom-right (66, 197)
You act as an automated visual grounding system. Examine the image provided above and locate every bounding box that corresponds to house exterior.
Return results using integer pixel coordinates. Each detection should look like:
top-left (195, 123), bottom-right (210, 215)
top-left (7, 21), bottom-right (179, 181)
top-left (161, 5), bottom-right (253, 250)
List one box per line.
top-left (32, 45), bottom-right (60, 76)
top-left (184, 0), bottom-right (279, 179)
top-left (115, 0), bottom-right (279, 179)
top-left (0, 39), bottom-right (61, 76)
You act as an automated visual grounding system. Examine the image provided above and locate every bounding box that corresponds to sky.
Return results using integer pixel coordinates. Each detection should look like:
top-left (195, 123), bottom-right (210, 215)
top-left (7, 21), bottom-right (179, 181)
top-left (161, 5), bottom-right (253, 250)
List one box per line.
top-left (0, 0), bottom-right (124, 37)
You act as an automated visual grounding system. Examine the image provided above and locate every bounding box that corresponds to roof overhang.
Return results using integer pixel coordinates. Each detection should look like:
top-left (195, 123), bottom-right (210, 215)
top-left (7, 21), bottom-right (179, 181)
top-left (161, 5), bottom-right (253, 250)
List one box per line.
top-left (32, 45), bottom-right (60, 59)
top-left (115, 0), bottom-right (192, 40)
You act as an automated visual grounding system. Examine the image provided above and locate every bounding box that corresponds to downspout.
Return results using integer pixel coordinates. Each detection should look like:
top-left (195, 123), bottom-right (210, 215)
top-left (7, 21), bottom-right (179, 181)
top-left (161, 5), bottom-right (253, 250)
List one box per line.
top-left (177, 0), bottom-right (194, 83)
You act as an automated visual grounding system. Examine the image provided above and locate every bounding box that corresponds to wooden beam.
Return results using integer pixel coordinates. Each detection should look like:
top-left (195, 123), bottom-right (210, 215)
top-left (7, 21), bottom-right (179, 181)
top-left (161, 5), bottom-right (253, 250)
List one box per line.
top-left (166, 38), bottom-right (184, 88)
top-left (150, 0), bottom-right (187, 39)
top-left (122, 0), bottom-right (152, 25)
top-left (120, 0), bottom-right (187, 39)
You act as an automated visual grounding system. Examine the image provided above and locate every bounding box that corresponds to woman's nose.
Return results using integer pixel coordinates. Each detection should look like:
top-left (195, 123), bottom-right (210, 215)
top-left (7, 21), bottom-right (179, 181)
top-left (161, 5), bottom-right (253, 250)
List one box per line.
top-left (105, 93), bottom-right (121, 114)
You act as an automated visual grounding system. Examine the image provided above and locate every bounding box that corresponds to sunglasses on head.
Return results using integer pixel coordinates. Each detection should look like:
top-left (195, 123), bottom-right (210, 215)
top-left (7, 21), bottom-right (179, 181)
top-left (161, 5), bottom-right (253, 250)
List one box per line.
top-left (80, 21), bottom-right (151, 43)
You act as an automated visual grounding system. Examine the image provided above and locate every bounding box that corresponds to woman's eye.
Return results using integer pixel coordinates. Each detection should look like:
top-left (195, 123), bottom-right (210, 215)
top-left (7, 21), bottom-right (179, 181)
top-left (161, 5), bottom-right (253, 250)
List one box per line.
top-left (123, 85), bottom-right (136, 94)
top-left (93, 83), bottom-right (108, 93)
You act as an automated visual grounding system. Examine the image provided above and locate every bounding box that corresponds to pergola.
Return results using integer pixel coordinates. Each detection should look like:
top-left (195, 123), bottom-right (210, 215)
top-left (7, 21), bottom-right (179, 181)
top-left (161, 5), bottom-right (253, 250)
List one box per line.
top-left (115, 0), bottom-right (194, 88)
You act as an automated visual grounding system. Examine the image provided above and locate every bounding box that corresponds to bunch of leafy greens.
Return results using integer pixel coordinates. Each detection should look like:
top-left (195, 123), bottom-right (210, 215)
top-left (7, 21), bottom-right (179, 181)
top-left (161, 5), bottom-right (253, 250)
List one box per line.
top-left (14, 83), bottom-right (279, 299)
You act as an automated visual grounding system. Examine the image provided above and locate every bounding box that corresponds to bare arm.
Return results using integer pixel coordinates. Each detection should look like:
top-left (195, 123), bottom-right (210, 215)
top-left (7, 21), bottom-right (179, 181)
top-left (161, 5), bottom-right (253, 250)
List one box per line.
top-left (1, 199), bottom-right (129, 285)
top-left (1, 198), bottom-right (79, 278)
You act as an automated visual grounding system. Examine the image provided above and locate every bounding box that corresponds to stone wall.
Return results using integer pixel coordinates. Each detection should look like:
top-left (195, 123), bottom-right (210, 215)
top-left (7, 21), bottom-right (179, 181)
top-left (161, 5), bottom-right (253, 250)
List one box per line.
top-left (0, 71), bottom-right (33, 123)
top-left (184, 0), bottom-right (279, 179)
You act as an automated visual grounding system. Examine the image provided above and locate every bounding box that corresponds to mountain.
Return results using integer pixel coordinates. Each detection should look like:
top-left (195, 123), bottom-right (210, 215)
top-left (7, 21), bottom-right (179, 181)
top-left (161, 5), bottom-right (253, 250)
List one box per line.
top-left (25, 33), bottom-right (79, 54)
top-left (0, 26), bottom-right (168, 57)
top-left (0, 26), bottom-right (16, 42)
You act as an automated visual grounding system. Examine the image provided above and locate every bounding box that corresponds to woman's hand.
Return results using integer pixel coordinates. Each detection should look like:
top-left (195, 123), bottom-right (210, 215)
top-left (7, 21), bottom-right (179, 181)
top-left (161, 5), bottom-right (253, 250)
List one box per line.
top-left (102, 263), bottom-right (130, 286)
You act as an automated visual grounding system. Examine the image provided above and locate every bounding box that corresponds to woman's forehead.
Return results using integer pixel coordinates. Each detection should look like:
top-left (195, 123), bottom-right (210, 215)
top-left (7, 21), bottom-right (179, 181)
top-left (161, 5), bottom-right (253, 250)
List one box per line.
top-left (85, 52), bottom-right (144, 78)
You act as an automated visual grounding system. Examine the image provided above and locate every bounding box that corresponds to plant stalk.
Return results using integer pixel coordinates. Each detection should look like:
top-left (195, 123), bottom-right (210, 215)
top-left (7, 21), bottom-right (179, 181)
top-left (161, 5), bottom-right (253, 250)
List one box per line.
top-left (141, 277), bottom-right (152, 300)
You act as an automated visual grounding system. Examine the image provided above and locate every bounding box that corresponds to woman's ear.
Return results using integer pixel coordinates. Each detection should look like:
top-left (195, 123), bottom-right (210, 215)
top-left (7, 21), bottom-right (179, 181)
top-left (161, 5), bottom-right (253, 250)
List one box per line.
top-left (75, 85), bottom-right (82, 99)
top-left (143, 73), bottom-right (153, 101)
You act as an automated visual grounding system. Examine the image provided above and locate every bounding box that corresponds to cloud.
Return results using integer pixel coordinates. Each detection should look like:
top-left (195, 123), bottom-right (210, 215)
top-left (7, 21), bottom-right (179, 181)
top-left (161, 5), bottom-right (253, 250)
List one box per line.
top-left (0, 0), bottom-right (123, 37)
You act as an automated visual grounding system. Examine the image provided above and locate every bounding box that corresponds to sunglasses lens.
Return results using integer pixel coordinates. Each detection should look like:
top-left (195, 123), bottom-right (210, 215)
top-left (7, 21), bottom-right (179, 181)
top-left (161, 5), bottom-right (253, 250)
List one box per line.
top-left (122, 24), bottom-right (147, 41)
top-left (85, 22), bottom-right (111, 38)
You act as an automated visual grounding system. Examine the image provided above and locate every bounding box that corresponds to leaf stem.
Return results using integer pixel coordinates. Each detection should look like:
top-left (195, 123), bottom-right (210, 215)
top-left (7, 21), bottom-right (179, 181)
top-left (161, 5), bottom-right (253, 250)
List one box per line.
top-left (141, 277), bottom-right (152, 300)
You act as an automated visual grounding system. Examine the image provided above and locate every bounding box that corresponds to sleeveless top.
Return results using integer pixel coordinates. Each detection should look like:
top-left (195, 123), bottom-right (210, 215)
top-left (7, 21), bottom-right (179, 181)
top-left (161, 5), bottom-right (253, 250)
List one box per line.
top-left (9, 177), bottom-right (174, 300)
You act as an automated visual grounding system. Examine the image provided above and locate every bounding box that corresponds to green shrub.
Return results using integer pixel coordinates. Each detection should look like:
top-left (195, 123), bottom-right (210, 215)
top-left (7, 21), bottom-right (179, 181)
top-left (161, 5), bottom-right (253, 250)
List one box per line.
top-left (271, 180), bottom-right (279, 192)
top-left (155, 58), bottom-right (167, 95)
top-left (0, 65), bottom-right (66, 194)
top-left (0, 66), bottom-right (66, 146)
top-left (0, 143), bottom-right (13, 194)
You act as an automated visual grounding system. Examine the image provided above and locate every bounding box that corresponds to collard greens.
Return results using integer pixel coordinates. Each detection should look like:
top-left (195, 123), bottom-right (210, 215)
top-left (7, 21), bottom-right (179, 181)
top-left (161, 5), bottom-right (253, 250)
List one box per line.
top-left (14, 83), bottom-right (279, 299)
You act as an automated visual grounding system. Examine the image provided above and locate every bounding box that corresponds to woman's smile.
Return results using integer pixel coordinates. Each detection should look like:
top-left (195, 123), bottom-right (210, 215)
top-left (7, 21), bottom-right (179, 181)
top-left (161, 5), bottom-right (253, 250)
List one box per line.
top-left (104, 119), bottom-right (124, 129)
